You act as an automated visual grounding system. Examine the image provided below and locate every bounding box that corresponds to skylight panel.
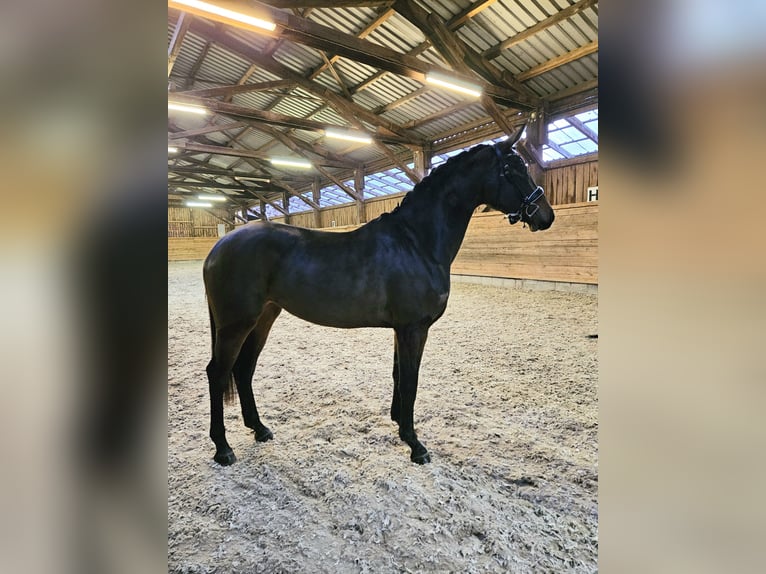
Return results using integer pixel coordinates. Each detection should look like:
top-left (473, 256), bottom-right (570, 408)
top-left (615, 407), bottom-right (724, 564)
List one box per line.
top-left (578, 139), bottom-right (598, 153)
top-left (575, 110), bottom-right (598, 122)
top-left (542, 146), bottom-right (565, 161)
top-left (561, 141), bottom-right (590, 155)
top-left (548, 129), bottom-right (573, 145)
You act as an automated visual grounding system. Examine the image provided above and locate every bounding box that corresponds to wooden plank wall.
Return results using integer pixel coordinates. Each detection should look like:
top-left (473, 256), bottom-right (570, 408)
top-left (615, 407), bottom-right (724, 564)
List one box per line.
top-left (543, 160), bottom-right (598, 205)
top-left (168, 206), bottom-right (234, 237)
top-left (168, 237), bottom-right (219, 261)
top-left (452, 202), bottom-right (598, 284)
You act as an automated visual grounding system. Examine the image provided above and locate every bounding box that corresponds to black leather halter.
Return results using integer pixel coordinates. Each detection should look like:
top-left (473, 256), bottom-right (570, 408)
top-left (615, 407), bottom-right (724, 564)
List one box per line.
top-left (494, 145), bottom-right (545, 225)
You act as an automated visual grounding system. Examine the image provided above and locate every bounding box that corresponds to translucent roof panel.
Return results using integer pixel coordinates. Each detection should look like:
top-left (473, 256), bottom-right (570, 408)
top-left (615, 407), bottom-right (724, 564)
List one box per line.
top-left (542, 108), bottom-right (598, 160)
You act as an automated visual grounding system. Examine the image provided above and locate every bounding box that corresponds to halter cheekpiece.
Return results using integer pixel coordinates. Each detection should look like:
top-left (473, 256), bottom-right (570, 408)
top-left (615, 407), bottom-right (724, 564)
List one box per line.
top-left (493, 144), bottom-right (545, 226)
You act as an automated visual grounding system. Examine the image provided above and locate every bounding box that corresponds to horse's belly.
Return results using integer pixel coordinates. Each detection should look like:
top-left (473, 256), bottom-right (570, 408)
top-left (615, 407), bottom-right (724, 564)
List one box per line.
top-left (276, 296), bottom-right (391, 329)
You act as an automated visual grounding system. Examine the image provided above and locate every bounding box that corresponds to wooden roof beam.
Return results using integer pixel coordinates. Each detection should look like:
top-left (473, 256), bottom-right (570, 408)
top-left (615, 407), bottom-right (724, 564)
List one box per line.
top-left (483, 0), bottom-right (598, 60)
top-left (350, 0), bottom-right (502, 95)
top-left (170, 92), bottom-right (416, 146)
top-left (260, 1), bottom-right (394, 8)
top-left (168, 12), bottom-right (191, 78)
top-left (392, 0), bottom-right (536, 132)
top-left (306, 6), bottom-right (396, 81)
top-left (177, 80), bottom-right (294, 99)
top-left (185, 19), bottom-right (424, 144)
top-left (186, 8), bottom-right (530, 110)
top-left (516, 41), bottom-right (599, 82)
top-left (169, 121), bottom-right (250, 140)
top-left (448, 0), bottom-right (498, 29)
top-left (172, 141), bottom-right (351, 169)
top-left (258, 124), bottom-right (359, 169)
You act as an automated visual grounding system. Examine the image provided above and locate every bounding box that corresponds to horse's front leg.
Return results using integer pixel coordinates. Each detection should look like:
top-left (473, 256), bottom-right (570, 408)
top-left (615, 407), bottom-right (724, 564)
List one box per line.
top-left (393, 324), bottom-right (431, 464)
top-left (390, 336), bottom-right (400, 423)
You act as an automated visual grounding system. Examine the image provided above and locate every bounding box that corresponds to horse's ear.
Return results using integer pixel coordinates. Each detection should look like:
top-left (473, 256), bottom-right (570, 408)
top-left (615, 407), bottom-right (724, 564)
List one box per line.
top-left (496, 122), bottom-right (526, 153)
top-left (509, 122), bottom-right (526, 146)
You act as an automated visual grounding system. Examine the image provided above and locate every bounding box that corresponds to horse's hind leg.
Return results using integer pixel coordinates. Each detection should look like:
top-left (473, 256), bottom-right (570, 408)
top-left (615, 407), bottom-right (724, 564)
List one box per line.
top-left (232, 302), bottom-right (282, 442)
top-left (207, 320), bottom-right (254, 466)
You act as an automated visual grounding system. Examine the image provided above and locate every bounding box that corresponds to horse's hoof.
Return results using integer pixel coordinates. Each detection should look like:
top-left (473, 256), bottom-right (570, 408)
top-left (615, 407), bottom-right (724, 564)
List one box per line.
top-left (213, 449), bottom-right (237, 466)
top-left (411, 450), bottom-right (431, 464)
top-left (255, 427), bottom-right (273, 442)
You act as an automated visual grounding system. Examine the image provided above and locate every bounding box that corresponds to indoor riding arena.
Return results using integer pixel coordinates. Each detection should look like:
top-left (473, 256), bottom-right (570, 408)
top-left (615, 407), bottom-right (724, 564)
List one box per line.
top-left (168, 1), bottom-right (598, 572)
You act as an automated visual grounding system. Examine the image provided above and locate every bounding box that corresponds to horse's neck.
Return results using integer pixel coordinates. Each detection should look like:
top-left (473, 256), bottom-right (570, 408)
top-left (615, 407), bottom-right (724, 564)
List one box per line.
top-left (393, 188), bottom-right (479, 267)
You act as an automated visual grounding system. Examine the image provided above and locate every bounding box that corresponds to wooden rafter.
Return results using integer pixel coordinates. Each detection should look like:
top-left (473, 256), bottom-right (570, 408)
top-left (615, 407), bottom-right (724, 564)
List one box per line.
top-left (170, 93), bottom-right (406, 144)
top-left (269, 179), bottom-right (321, 210)
top-left (545, 79), bottom-right (598, 106)
top-left (259, 124), bottom-right (358, 168)
top-left (178, 80), bottom-right (294, 99)
top-left (314, 165), bottom-right (361, 201)
top-left (516, 42), bottom-right (599, 82)
top-left (185, 19), bottom-right (423, 143)
top-left (373, 86), bottom-right (428, 114)
top-left (393, 0), bottom-right (535, 133)
top-left (168, 121), bottom-right (250, 140)
top-left (306, 6), bottom-right (395, 81)
top-left (261, 1), bottom-right (393, 7)
top-left (168, 12), bottom-right (191, 78)
top-left (483, 0), bottom-right (598, 60)
top-left (185, 40), bottom-right (213, 89)
top-left (448, 0), bottom-right (498, 29)
top-left (185, 8), bottom-right (532, 109)
top-left (175, 140), bottom-right (351, 169)
top-left (404, 101), bottom-right (477, 130)
top-left (348, 0), bottom-right (503, 96)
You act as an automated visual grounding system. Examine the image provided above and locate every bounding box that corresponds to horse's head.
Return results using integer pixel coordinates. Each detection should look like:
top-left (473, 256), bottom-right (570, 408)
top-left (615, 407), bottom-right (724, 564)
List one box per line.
top-left (485, 137), bottom-right (554, 232)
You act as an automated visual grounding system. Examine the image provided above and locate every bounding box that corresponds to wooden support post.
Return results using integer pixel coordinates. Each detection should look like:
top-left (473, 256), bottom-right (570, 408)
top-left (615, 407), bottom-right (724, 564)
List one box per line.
top-left (312, 178), bottom-right (322, 228)
top-left (354, 167), bottom-right (367, 224)
top-left (527, 107), bottom-right (548, 147)
top-left (412, 146), bottom-right (431, 179)
top-left (260, 199), bottom-right (268, 221)
top-left (282, 192), bottom-right (291, 224)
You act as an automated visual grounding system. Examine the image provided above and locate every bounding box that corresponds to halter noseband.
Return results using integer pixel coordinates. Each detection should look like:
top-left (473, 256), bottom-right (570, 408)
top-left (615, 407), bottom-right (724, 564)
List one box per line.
top-left (494, 145), bottom-right (545, 225)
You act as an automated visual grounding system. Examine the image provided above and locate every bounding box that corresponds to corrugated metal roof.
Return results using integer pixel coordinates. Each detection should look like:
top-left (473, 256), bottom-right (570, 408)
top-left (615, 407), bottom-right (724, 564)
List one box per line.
top-left (169, 1), bottom-right (598, 209)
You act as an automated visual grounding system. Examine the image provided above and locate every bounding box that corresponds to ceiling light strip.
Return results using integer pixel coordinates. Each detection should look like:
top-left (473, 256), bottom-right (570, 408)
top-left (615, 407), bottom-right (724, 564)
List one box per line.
top-left (168, 102), bottom-right (208, 115)
top-left (169, 0), bottom-right (276, 32)
top-left (425, 72), bottom-right (482, 98)
top-left (270, 158), bottom-right (312, 169)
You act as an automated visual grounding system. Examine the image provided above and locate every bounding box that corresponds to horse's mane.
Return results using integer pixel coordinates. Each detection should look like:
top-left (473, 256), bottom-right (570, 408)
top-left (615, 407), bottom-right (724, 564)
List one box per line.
top-left (388, 144), bottom-right (491, 215)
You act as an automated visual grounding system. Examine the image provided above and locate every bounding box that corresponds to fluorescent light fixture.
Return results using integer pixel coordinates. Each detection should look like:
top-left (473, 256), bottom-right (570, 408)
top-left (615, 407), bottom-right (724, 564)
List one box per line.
top-left (169, 0), bottom-right (276, 32)
top-left (270, 157), bottom-right (312, 169)
top-left (235, 176), bottom-right (271, 182)
top-left (198, 194), bottom-right (227, 202)
top-left (186, 201), bottom-right (213, 207)
top-left (168, 146), bottom-right (178, 153)
top-left (168, 102), bottom-right (208, 115)
top-left (425, 72), bottom-right (482, 98)
top-left (324, 128), bottom-right (373, 144)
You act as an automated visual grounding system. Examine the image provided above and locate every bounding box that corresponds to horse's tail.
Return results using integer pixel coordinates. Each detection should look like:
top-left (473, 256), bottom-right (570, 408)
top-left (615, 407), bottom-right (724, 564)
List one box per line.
top-left (207, 299), bottom-right (237, 404)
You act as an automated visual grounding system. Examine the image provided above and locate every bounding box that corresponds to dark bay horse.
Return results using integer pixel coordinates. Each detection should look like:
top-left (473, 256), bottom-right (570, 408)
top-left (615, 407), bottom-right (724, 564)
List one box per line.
top-left (202, 136), bottom-right (554, 466)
